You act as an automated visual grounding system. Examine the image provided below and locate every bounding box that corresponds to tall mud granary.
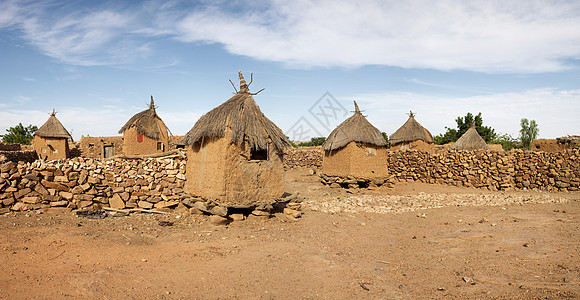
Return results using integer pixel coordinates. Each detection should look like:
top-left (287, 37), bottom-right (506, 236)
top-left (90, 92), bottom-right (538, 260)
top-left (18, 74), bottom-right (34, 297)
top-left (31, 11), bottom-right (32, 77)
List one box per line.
top-left (32, 109), bottom-right (73, 160)
top-left (322, 101), bottom-right (388, 187)
top-left (182, 71), bottom-right (291, 207)
top-left (118, 96), bottom-right (170, 155)
top-left (389, 110), bottom-right (434, 151)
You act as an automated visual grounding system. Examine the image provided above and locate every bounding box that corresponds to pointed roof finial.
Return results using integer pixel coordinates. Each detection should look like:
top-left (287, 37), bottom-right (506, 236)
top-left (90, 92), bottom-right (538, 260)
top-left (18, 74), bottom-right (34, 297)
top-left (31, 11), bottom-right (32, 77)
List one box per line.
top-left (470, 121), bottom-right (476, 128)
top-left (150, 95), bottom-right (155, 109)
top-left (51, 108), bottom-right (56, 116)
top-left (238, 70), bottom-right (249, 93)
top-left (407, 110), bottom-right (415, 118)
top-left (353, 100), bottom-right (361, 114)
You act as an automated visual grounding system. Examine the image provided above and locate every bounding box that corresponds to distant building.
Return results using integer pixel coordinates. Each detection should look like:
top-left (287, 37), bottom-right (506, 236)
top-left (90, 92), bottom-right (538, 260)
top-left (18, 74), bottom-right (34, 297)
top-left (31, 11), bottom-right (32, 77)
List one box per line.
top-left (182, 71), bottom-right (291, 207)
top-left (32, 110), bottom-right (73, 160)
top-left (452, 122), bottom-right (489, 151)
top-left (322, 101), bottom-right (388, 186)
top-left (389, 111), bottom-right (434, 151)
top-left (118, 96), bottom-right (170, 155)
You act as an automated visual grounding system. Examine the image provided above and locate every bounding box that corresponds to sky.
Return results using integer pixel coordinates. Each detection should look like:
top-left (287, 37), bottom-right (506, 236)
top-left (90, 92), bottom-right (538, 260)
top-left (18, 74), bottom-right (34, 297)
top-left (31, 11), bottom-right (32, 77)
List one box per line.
top-left (0, 0), bottom-right (579, 142)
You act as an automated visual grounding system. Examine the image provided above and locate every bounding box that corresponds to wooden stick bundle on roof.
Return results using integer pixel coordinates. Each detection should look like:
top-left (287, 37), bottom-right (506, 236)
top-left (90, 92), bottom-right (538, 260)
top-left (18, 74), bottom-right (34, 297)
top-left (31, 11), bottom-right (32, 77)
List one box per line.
top-left (182, 71), bottom-right (291, 152)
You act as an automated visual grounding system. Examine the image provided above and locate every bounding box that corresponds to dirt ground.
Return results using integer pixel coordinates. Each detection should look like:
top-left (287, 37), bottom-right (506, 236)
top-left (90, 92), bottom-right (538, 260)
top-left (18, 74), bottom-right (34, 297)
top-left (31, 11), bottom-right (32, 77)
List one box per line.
top-left (0, 169), bottom-right (578, 299)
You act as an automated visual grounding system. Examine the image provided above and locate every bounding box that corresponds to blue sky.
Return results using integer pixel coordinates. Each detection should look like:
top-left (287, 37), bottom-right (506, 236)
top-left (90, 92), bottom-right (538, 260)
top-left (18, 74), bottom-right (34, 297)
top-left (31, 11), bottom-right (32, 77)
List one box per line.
top-left (1, 0), bottom-right (579, 142)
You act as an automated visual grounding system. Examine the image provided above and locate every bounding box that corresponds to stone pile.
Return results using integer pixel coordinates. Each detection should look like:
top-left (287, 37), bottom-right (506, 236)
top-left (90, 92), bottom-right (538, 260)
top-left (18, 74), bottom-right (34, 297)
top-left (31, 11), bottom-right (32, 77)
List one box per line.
top-left (284, 147), bottom-right (323, 169)
top-left (387, 149), bottom-right (580, 191)
top-left (0, 154), bottom-right (189, 213)
top-left (319, 174), bottom-right (395, 189)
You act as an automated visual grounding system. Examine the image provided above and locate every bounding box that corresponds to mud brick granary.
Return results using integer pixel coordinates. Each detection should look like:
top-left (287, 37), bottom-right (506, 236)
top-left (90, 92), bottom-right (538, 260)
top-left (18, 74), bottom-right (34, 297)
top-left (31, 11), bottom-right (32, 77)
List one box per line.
top-left (452, 122), bottom-right (489, 151)
top-left (118, 96), bottom-right (170, 155)
top-left (32, 109), bottom-right (73, 160)
top-left (389, 110), bottom-right (434, 151)
top-left (321, 101), bottom-right (388, 187)
top-left (182, 71), bottom-right (291, 207)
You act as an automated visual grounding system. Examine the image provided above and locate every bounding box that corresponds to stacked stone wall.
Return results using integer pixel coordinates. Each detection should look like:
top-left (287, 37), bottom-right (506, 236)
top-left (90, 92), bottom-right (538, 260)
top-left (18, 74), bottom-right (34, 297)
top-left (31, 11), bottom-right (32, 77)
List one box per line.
top-left (283, 147), bottom-right (323, 168)
top-left (283, 148), bottom-right (579, 192)
top-left (388, 149), bottom-right (579, 191)
top-left (0, 153), bottom-right (189, 213)
top-left (0, 151), bottom-right (38, 163)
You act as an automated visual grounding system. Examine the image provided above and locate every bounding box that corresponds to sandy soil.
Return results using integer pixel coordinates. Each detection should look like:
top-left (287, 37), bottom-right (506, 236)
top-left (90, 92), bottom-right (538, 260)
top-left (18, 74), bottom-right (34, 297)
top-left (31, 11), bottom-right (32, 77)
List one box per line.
top-left (0, 169), bottom-right (578, 299)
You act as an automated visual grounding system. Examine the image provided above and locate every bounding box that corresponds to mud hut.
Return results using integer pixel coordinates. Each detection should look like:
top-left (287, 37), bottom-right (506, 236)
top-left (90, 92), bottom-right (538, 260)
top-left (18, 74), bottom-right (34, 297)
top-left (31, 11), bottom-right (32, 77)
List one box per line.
top-left (452, 122), bottom-right (489, 151)
top-left (389, 111), bottom-right (434, 151)
top-left (182, 71), bottom-right (291, 207)
top-left (32, 109), bottom-right (73, 160)
top-left (322, 101), bottom-right (388, 187)
top-left (118, 96), bottom-right (170, 155)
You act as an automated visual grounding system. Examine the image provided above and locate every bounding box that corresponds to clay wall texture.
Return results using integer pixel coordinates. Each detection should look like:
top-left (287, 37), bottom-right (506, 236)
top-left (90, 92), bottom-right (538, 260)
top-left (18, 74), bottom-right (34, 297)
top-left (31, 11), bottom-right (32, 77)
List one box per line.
top-left (123, 120), bottom-right (169, 155)
top-left (186, 136), bottom-right (285, 206)
top-left (0, 153), bottom-right (188, 213)
top-left (390, 140), bottom-right (434, 152)
top-left (31, 136), bottom-right (69, 160)
top-left (323, 142), bottom-right (388, 179)
top-left (80, 136), bottom-right (124, 159)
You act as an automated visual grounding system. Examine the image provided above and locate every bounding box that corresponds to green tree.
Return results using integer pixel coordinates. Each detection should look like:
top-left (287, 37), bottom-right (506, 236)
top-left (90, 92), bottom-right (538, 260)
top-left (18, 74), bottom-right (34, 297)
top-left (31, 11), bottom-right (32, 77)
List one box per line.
top-left (381, 132), bottom-right (390, 148)
top-left (1, 123), bottom-right (38, 145)
top-left (520, 118), bottom-right (539, 149)
top-left (491, 133), bottom-right (522, 151)
top-left (434, 112), bottom-right (496, 145)
top-left (298, 137), bottom-right (326, 147)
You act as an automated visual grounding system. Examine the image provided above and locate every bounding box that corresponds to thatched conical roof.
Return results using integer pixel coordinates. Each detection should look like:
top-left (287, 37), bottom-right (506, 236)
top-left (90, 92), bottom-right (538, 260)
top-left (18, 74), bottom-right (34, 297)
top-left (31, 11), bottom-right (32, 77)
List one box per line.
top-left (118, 96), bottom-right (169, 139)
top-left (182, 71), bottom-right (291, 152)
top-left (322, 101), bottom-right (386, 151)
top-left (34, 109), bottom-right (73, 140)
top-left (389, 111), bottom-right (433, 145)
top-left (452, 122), bottom-right (489, 150)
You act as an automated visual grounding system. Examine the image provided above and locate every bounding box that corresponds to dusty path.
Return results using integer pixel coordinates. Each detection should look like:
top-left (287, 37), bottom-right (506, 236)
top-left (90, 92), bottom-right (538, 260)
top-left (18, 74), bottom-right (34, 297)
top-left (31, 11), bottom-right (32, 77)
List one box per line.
top-left (0, 169), bottom-right (578, 299)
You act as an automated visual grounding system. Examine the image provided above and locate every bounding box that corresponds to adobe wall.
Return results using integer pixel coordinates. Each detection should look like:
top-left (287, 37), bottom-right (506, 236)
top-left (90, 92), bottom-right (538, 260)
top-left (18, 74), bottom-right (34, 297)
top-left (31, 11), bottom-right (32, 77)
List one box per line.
top-left (185, 137), bottom-right (228, 201)
top-left (322, 142), bottom-right (387, 180)
top-left (531, 139), bottom-right (569, 152)
top-left (390, 140), bottom-right (434, 152)
top-left (223, 142), bottom-right (285, 206)
top-left (80, 136), bottom-right (124, 159)
top-left (31, 136), bottom-right (69, 160)
top-left (0, 153), bottom-right (188, 213)
top-left (186, 136), bottom-right (285, 206)
top-left (123, 120), bottom-right (169, 155)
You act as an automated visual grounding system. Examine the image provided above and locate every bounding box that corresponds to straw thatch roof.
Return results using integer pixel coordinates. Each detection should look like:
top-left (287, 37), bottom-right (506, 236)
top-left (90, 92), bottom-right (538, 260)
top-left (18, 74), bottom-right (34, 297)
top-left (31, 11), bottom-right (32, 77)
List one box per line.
top-left (182, 71), bottom-right (291, 152)
top-left (389, 111), bottom-right (433, 145)
top-left (34, 109), bottom-right (73, 140)
top-left (118, 96), bottom-right (169, 139)
top-left (452, 122), bottom-right (489, 150)
top-left (322, 101), bottom-right (386, 151)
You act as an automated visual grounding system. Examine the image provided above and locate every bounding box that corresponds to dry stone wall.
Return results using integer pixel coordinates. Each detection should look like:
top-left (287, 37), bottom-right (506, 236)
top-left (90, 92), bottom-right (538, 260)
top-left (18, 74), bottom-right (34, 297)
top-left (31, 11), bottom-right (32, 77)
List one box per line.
top-left (0, 154), bottom-right (189, 213)
top-left (282, 148), bottom-right (579, 192)
top-left (387, 149), bottom-right (579, 192)
top-left (0, 151), bottom-right (38, 163)
top-left (283, 147), bottom-right (323, 168)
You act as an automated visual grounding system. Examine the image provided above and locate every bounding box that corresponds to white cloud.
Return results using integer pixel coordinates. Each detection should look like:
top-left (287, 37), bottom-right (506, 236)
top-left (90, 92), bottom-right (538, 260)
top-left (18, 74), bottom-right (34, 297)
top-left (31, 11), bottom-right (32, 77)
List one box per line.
top-left (3, 0), bottom-right (579, 72)
top-left (352, 88), bottom-right (580, 139)
top-left (174, 0), bottom-right (580, 73)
